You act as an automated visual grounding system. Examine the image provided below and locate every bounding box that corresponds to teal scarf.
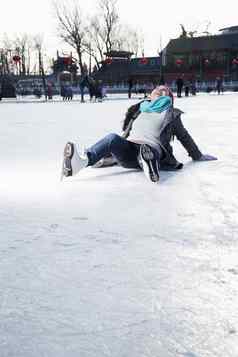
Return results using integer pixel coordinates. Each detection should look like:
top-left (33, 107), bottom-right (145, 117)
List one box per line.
top-left (140, 96), bottom-right (172, 113)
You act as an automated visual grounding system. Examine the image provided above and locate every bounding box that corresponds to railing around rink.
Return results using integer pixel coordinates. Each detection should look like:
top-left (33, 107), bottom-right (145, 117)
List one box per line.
top-left (1, 81), bottom-right (238, 104)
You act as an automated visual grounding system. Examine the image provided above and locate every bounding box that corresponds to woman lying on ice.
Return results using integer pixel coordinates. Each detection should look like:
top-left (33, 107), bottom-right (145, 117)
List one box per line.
top-left (61, 85), bottom-right (217, 183)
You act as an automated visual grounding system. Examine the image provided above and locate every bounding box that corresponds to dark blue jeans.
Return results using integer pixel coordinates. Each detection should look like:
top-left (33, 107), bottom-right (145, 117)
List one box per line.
top-left (87, 133), bottom-right (161, 169)
top-left (87, 133), bottom-right (141, 169)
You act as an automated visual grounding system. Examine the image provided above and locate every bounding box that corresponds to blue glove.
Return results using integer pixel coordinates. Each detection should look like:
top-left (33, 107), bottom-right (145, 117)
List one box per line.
top-left (197, 154), bottom-right (217, 161)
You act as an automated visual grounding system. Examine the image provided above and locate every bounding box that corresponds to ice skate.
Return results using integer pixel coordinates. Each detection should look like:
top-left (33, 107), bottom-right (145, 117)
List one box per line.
top-left (61, 142), bottom-right (88, 180)
top-left (140, 144), bottom-right (160, 183)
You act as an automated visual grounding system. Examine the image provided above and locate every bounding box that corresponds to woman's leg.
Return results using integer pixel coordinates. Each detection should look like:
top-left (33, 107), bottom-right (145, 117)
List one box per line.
top-left (87, 133), bottom-right (140, 169)
top-left (139, 144), bottom-right (162, 183)
top-left (62, 134), bottom-right (140, 179)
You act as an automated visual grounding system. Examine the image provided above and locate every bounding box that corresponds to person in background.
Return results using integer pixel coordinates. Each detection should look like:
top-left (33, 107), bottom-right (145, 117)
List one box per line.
top-left (216, 77), bottom-right (223, 95)
top-left (61, 85), bottom-right (217, 183)
top-left (79, 74), bottom-right (89, 103)
top-left (184, 80), bottom-right (190, 97)
top-left (60, 84), bottom-right (66, 101)
top-left (64, 85), bottom-right (73, 101)
top-left (176, 76), bottom-right (184, 97)
top-left (190, 79), bottom-right (196, 95)
top-left (95, 80), bottom-right (104, 102)
top-left (47, 82), bottom-right (53, 100)
top-left (128, 77), bottom-right (133, 99)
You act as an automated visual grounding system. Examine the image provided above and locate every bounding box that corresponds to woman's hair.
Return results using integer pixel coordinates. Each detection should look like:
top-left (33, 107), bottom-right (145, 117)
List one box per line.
top-left (150, 85), bottom-right (174, 105)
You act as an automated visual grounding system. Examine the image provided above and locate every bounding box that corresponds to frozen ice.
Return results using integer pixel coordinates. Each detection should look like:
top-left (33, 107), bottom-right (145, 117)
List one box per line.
top-left (1, 92), bottom-right (238, 356)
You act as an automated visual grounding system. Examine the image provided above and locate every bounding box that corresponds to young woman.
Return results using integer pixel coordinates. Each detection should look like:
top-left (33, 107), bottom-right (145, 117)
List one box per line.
top-left (61, 86), bottom-right (217, 183)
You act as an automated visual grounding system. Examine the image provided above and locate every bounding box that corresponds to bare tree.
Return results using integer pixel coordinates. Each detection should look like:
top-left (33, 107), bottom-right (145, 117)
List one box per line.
top-left (130, 29), bottom-right (145, 57)
top-left (85, 15), bottom-right (105, 69)
top-left (85, 0), bottom-right (143, 70)
top-left (83, 0), bottom-right (120, 71)
top-left (81, 0), bottom-right (120, 72)
top-left (14, 34), bottom-right (32, 75)
top-left (53, 0), bottom-right (144, 73)
top-left (1, 35), bottom-right (17, 75)
top-left (1, 33), bottom-right (37, 75)
top-left (202, 21), bottom-right (211, 36)
top-left (33, 35), bottom-right (47, 99)
top-left (33, 35), bottom-right (43, 71)
top-left (98, 0), bottom-right (119, 53)
top-left (53, 1), bottom-right (87, 74)
top-left (114, 25), bottom-right (144, 56)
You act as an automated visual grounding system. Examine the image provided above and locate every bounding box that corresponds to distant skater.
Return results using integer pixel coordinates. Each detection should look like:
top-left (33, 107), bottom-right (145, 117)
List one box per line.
top-left (176, 76), bottom-right (184, 97)
top-left (128, 77), bottom-right (133, 99)
top-left (184, 80), bottom-right (190, 97)
top-left (216, 77), bottom-right (223, 95)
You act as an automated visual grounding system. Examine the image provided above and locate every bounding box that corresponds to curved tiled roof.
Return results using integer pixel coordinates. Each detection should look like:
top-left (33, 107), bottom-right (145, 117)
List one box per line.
top-left (166, 33), bottom-right (238, 53)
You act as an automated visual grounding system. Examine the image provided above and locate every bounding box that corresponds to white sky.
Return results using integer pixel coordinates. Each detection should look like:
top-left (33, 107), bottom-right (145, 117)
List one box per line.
top-left (1, 0), bottom-right (238, 59)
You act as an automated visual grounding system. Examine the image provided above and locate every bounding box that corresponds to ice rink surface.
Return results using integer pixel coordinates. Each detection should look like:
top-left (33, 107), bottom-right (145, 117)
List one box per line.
top-left (1, 92), bottom-right (238, 356)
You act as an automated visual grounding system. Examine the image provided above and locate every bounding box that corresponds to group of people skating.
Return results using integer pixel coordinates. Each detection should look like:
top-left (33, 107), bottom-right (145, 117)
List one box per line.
top-left (79, 75), bottom-right (105, 103)
top-left (176, 76), bottom-right (197, 97)
top-left (61, 84), bottom-right (217, 184)
top-left (127, 76), bottom-right (198, 100)
top-left (176, 76), bottom-right (224, 97)
top-left (59, 75), bottom-right (105, 102)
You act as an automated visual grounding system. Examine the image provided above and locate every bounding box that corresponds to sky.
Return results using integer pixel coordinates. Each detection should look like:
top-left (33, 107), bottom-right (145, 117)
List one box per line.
top-left (1, 0), bottom-right (238, 59)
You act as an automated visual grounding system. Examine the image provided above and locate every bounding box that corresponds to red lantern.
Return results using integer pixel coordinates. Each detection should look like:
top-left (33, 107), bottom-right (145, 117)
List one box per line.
top-left (63, 57), bottom-right (72, 65)
top-left (139, 57), bottom-right (148, 65)
top-left (105, 58), bottom-right (112, 65)
top-left (232, 58), bottom-right (238, 65)
top-left (12, 55), bottom-right (21, 63)
top-left (175, 59), bottom-right (183, 66)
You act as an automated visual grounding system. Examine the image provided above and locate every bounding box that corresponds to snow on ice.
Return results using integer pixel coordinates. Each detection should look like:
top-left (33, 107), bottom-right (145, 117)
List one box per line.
top-left (1, 93), bottom-right (238, 356)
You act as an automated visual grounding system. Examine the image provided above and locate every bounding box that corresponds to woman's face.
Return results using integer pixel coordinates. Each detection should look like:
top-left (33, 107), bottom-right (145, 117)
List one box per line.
top-left (150, 86), bottom-right (169, 100)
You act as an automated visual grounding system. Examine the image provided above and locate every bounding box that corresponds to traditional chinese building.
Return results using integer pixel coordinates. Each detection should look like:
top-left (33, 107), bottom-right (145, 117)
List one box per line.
top-left (95, 26), bottom-right (238, 85)
top-left (52, 51), bottom-right (78, 83)
top-left (95, 50), bottom-right (162, 85)
top-left (163, 25), bottom-right (238, 81)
